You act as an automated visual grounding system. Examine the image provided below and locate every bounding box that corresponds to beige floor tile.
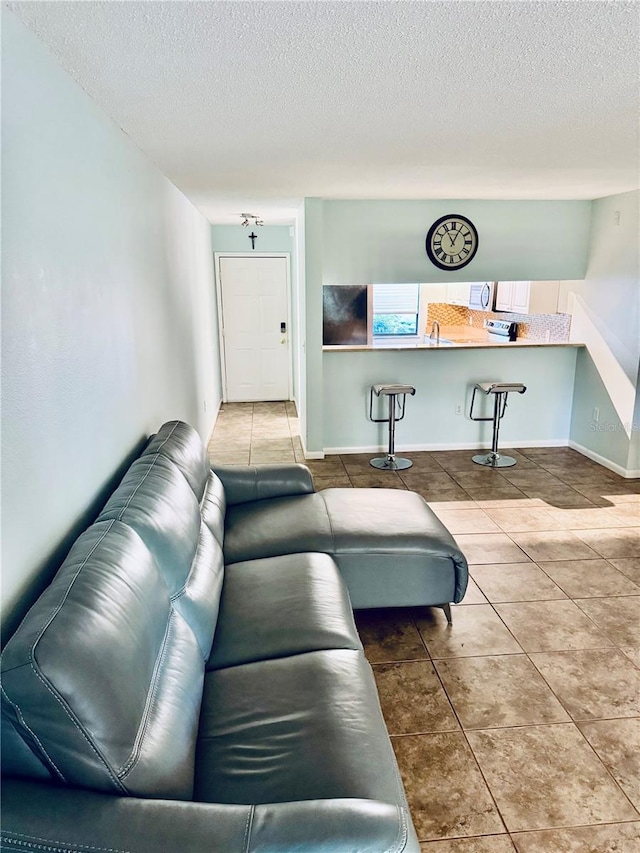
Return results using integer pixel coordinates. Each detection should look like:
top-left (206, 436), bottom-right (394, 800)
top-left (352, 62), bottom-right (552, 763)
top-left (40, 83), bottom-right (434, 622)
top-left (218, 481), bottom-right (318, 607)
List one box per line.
top-left (471, 563), bottom-right (567, 603)
top-left (249, 438), bottom-right (294, 450)
top-left (545, 507), bottom-right (629, 529)
top-left (432, 509), bottom-right (501, 535)
top-left (574, 595), bottom-right (640, 647)
top-left (249, 451), bottom-right (296, 463)
top-left (493, 600), bottom-right (615, 652)
top-left (303, 458), bottom-right (347, 476)
top-left (433, 450), bottom-right (497, 471)
top-left (399, 472), bottom-right (460, 490)
top-left (500, 471), bottom-right (566, 490)
top-left (457, 576), bottom-right (487, 605)
top-left (467, 724), bottom-right (638, 832)
top-left (538, 558), bottom-right (640, 597)
top-left (511, 822), bottom-right (640, 853)
top-left (454, 534), bottom-right (531, 565)
top-left (529, 649), bottom-right (640, 720)
top-left (516, 487), bottom-right (597, 507)
top-left (373, 661), bottom-right (459, 735)
top-left (578, 718), bottom-right (640, 810)
top-left (392, 732), bottom-right (504, 841)
top-left (209, 452), bottom-right (250, 465)
top-left (621, 647), bottom-right (640, 667)
top-left (451, 471), bottom-right (511, 488)
top-left (399, 455), bottom-right (447, 473)
top-left (483, 508), bottom-right (563, 532)
top-left (571, 527), bottom-right (640, 559)
top-left (356, 609), bottom-right (429, 663)
top-left (508, 530), bottom-right (600, 562)
top-left (609, 557), bottom-right (640, 583)
top-left (416, 604), bottom-right (522, 659)
top-left (543, 468), bottom-right (624, 486)
top-left (473, 497), bottom-right (548, 509)
top-left (434, 655), bottom-right (570, 730)
top-left (461, 485), bottom-right (528, 501)
top-left (428, 500), bottom-right (479, 512)
top-left (313, 475), bottom-right (352, 489)
top-left (349, 474), bottom-right (408, 489)
top-left (420, 487), bottom-right (474, 502)
top-left (420, 836), bottom-right (516, 852)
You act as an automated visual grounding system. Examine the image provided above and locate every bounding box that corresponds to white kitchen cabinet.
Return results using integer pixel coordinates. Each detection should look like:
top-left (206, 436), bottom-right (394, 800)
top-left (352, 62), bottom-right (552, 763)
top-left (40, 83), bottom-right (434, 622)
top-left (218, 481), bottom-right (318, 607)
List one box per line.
top-left (495, 281), bottom-right (560, 314)
top-left (445, 282), bottom-right (471, 305)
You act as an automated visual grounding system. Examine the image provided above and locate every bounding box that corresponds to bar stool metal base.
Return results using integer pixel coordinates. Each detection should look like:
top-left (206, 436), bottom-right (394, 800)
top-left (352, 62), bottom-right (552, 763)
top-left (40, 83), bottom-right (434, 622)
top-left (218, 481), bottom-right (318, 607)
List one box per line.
top-left (472, 451), bottom-right (517, 468)
top-left (370, 455), bottom-right (413, 471)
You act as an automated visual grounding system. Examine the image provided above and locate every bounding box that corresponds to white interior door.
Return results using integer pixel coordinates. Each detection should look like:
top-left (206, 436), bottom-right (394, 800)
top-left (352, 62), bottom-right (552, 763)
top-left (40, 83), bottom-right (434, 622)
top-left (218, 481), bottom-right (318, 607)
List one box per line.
top-left (218, 256), bottom-right (290, 401)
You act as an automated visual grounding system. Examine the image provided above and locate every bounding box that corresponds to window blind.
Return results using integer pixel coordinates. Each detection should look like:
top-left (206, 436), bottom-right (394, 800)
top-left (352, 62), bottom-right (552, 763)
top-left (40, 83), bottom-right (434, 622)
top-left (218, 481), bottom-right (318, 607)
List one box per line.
top-left (373, 283), bottom-right (420, 314)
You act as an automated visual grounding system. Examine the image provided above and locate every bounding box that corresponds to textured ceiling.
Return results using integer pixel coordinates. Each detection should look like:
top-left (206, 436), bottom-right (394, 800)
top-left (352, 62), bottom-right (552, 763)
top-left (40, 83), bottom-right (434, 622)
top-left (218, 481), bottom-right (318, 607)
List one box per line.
top-left (7, 0), bottom-right (640, 222)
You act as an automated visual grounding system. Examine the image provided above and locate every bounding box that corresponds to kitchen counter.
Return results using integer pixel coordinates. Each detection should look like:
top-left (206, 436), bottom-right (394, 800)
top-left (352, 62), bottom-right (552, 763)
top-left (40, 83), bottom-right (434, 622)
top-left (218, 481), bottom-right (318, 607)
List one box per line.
top-left (324, 325), bottom-right (583, 350)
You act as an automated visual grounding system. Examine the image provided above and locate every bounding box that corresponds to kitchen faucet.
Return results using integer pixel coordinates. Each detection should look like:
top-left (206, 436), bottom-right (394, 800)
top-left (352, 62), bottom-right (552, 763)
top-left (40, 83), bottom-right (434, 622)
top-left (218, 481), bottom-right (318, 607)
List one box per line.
top-left (429, 320), bottom-right (440, 344)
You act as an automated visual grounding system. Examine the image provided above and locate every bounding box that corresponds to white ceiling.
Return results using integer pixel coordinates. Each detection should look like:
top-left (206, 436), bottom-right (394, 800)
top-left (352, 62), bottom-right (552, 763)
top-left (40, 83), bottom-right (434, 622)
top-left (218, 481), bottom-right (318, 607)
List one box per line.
top-left (7, 0), bottom-right (640, 223)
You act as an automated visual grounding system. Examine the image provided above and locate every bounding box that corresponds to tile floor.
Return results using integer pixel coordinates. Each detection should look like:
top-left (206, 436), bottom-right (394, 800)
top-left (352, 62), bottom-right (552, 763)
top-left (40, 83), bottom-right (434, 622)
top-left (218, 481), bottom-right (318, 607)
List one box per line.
top-left (209, 402), bottom-right (640, 852)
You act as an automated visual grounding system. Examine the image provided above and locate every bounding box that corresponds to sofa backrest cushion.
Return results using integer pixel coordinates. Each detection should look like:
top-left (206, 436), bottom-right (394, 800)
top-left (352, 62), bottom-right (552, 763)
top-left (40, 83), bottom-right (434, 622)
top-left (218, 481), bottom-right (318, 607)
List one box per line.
top-left (1, 520), bottom-right (204, 800)
top-left (142, 420), bottom-right (211, 502)
top-left (97, 453), bottom-right (224, 660)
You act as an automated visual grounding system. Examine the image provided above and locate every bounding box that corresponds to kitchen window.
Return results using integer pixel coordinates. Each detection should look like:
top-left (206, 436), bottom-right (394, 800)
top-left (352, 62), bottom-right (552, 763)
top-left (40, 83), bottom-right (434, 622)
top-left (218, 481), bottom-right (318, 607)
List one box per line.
top-left (373, 284), bottom-right (420, 337)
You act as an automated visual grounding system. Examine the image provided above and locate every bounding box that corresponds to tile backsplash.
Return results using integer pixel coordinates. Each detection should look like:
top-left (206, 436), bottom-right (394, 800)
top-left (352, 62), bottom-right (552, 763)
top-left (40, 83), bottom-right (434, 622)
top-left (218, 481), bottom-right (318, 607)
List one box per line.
top-left (426, 304), bottom-right (571, 343)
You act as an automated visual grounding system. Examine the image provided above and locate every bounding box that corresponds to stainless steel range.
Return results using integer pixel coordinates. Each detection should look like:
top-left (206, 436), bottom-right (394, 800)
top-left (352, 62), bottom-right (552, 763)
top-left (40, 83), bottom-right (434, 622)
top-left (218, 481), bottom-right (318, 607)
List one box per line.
top-left (484, 318), bottom-right (518, 342)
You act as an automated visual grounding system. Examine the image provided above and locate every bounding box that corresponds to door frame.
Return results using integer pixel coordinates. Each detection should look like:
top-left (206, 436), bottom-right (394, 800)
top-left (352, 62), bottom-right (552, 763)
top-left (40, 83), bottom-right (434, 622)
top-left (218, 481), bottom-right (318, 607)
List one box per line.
top-left (214, 252), bottom-right (293, 403)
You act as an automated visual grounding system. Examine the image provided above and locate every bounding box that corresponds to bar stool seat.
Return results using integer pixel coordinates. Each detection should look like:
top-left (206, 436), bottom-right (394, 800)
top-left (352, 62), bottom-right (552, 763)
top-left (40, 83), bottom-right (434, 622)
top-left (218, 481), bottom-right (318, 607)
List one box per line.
top-left (469, 381), bottom-right (526, 468)
top-left (369, 384), bottom-right (416, 470)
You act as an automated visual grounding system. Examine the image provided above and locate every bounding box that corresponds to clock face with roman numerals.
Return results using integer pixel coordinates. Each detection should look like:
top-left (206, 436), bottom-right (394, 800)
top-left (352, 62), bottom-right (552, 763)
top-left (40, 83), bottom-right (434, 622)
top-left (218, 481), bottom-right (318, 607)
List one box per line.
top-left (426, 214), bottom-right (478, 271)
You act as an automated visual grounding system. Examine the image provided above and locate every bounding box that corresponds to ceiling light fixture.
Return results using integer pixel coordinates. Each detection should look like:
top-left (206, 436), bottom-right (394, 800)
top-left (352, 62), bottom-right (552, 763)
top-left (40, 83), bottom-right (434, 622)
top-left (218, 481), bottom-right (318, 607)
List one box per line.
top-left (239, 213), bottom-right (264, 227)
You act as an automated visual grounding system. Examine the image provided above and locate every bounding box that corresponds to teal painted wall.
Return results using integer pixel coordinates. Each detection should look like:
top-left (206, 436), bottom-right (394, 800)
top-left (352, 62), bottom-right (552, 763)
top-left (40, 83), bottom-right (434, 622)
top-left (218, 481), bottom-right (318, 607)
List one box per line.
top-left (321, 200), bottom-right (592, 284)
top-left (569, 190), bottom-right (640, 473)
top-left (323, 347), bottom-right (578, 451)
top-left (211, 224), bottom-right (293, 254)
top-left (1, 10), bottom-right (221, 639)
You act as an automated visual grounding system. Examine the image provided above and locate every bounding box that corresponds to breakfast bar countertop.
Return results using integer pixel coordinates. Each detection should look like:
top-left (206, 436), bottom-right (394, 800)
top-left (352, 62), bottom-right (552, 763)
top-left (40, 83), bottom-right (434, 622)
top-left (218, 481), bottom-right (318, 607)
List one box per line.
top-left (324, 325), bottom-right (584, 351)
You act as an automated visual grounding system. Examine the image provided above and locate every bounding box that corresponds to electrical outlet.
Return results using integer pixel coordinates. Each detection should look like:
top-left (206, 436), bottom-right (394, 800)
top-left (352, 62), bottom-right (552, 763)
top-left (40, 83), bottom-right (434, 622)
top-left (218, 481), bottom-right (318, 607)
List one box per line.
top-left (592, 406), bottom-right (599, 423)
top-left (455, 404), bottom-right (463, 415)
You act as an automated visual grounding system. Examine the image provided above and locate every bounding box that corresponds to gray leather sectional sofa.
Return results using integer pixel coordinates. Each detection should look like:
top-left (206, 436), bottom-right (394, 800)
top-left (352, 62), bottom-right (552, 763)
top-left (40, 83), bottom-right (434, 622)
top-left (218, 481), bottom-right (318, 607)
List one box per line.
top-left (1, 420), bottom-right (468, 853)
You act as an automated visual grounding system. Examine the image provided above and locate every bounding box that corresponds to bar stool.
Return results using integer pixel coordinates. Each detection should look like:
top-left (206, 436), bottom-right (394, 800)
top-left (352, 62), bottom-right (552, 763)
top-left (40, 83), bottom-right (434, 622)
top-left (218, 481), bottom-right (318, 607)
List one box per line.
top-left (369, 384), bottom-right (416, 470)
top-left (469, 382), bottom-right (527, 468)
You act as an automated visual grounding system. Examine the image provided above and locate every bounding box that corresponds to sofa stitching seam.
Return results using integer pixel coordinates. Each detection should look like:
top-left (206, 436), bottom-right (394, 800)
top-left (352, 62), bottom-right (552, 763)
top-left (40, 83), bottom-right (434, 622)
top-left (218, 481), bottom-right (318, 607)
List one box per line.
top-left (112, 454), bottom-right (163, 521)
top-left (118, 609), bottom-right (175, 779)
top-left (387, 805), bottom-right (407, 853)
top-left (151, 421), bottom-right (180, 456)
top-left (28, 666), bottom-right (126, 793)
top-left (242, 804), bottom-right (254, 853)
top-left (0, 683), bottom-right (66, 783)
top-left (318, 491), bottom-right (336, 553)
top-left (1, 830), bottom-right (131, 853)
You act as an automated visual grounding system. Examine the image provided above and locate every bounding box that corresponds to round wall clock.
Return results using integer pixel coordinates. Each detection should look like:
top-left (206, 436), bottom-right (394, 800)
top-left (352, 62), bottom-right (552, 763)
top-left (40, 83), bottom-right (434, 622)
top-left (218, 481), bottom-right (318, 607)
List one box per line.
top-left (426, 214), bottom-right (478, 270)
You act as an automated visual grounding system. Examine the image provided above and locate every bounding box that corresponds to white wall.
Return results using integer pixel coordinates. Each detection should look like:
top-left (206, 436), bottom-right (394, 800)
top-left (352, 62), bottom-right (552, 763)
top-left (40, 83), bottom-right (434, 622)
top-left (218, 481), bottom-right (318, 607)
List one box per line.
top-left (1, 9), bottom-right (222, 638)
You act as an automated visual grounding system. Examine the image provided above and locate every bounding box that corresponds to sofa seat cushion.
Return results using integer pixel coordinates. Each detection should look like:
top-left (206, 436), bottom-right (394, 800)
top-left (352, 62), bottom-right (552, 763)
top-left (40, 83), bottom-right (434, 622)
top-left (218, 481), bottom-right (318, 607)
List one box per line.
top-left (223, 488), bottom-right (468, 608)
top-left (194, 649), bottom-right (406, 808)
top-left (206, 553), bottom-right (362, 671)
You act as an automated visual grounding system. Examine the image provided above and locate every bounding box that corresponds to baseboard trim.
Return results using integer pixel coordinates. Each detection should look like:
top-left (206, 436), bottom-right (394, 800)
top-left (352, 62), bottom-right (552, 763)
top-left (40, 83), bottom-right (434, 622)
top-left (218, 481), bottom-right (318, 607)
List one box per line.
top-left (568, 440), bottom-right (640, 479)
top-left (324, 439), bottom-right (569, 455)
